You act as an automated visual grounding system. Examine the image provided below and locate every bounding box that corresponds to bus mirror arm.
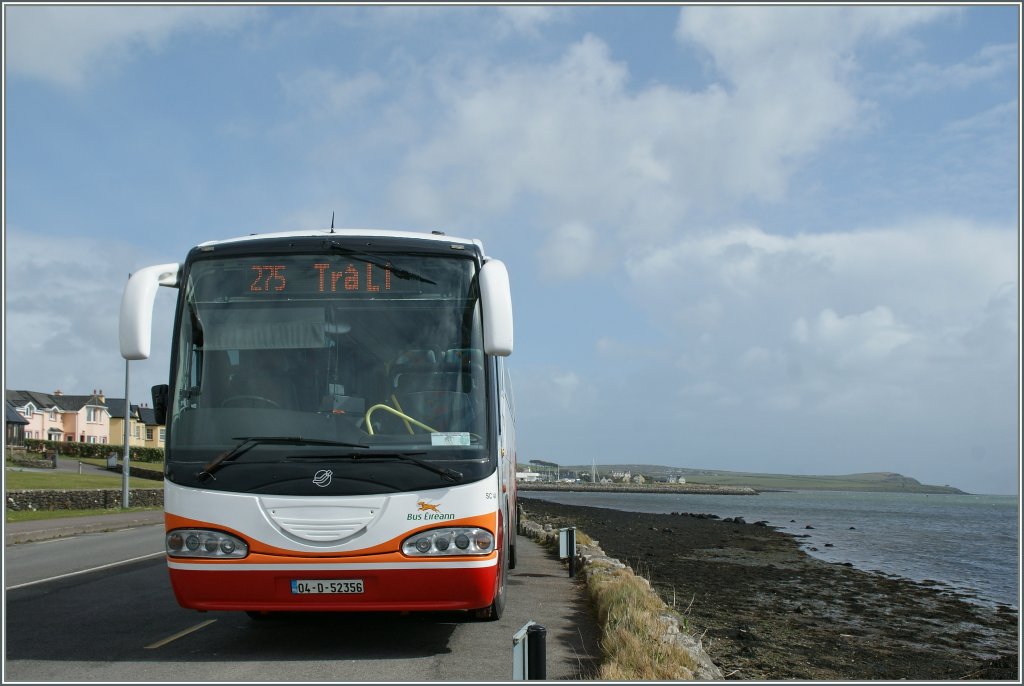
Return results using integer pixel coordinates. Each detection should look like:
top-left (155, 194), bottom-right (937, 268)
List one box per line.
top-left (119, 263), bottom-right (180, 360)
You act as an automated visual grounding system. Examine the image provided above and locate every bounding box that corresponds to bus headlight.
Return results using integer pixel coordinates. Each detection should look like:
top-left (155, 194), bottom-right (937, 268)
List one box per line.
top-left (401, 528), bottom-right (495, 557)
top-left (166, 529), bottom-right (249, 559)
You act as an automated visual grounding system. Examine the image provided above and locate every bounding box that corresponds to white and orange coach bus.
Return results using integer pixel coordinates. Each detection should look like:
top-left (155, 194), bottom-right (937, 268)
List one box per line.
top-left (119, 228), bottom-right (517, 620)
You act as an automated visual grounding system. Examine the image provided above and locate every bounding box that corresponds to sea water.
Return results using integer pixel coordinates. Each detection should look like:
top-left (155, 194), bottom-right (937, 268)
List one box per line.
top-left (522, 489), bottom-right (1020, 609)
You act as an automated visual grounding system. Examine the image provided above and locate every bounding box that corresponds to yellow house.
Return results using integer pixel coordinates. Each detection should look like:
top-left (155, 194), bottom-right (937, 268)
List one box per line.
top-left (106, 398), bottom-right (165, 449)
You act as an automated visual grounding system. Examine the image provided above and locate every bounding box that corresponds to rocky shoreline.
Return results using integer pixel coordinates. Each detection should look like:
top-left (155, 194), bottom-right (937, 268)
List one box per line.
top-left (519, 497), bottom-right (1019, 681)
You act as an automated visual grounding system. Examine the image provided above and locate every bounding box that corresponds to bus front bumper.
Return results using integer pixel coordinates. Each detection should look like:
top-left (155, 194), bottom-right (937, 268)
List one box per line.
top-left (166, 559), bottom-right (498, 613)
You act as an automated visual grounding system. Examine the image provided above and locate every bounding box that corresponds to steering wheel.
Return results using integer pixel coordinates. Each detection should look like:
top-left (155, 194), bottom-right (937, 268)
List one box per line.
top-left (220, 395), bottom-right (281, 409)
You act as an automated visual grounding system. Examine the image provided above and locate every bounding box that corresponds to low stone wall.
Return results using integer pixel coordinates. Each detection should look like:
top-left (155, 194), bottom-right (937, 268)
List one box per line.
top-left (6, 489), bottom-right (164, 511)
top-left (8, 456), bottom-right (57, 470)
top-left (106, 465), bottom-right (165, 481)
top-left (519, 515), bottom-right (723, 680)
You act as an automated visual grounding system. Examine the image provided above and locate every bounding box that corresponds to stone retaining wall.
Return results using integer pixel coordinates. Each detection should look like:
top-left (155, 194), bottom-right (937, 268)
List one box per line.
top-left (6, 489), bottom-right (164, 511)
top-left (518, 515), bottom-right (723, 680)
top-left (106, 465), bottom-right (165, 481)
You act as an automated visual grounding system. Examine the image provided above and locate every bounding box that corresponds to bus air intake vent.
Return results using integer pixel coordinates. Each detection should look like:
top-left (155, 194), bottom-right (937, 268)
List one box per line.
top-left (260, 498), bottom-right (386, 543)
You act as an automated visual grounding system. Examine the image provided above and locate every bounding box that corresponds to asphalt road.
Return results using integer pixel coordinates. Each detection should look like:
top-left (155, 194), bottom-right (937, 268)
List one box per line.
top-left (4, 525), bottom-right (601, 681)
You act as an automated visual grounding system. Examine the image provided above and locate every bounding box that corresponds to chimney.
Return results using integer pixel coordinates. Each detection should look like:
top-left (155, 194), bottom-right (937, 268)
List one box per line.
top-left (98, 389), bottom-right (106, 403)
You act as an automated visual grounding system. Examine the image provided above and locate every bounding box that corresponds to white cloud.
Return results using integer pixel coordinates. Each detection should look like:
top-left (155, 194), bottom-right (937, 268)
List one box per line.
top-left (5, 5), bottom-right (255, 88)
top-left (538, 222), bottom-right (598, 279)
top-left (791, 306), bottom-right (914, 369)
top-left (4, 229), bottom-right (177, 402)
top-left (496, 6), bottom-right (567, 36)
top-left (392, 8), bottom-right (952, 262)
top-left (624, 218), bottom-right (1017, 412)
top-left (875, 42), bottom-right (1017, 97)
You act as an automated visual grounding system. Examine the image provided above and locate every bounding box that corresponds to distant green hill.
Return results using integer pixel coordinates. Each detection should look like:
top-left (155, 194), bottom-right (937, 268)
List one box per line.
top-left (554, 464), bottom-right (966, 494)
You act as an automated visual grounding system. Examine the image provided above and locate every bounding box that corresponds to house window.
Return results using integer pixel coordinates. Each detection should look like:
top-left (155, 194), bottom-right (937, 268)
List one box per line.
top-left (159, 428), bottom-right (166, 442)
top-left (146, 428), bottom-right (154, 441)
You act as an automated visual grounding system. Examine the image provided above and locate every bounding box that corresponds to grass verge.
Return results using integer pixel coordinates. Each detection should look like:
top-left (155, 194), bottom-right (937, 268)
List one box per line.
top-left (4, 470), bottom-right (163, 490)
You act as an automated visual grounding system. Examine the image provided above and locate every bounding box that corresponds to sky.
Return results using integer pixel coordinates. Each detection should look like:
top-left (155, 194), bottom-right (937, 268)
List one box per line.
top-left (3, 4), bottom-right (1020, 495)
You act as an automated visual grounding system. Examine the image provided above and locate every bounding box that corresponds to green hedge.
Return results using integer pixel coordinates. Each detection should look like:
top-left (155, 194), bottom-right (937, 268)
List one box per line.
top-left (24, 439), bottom-right (164, 463)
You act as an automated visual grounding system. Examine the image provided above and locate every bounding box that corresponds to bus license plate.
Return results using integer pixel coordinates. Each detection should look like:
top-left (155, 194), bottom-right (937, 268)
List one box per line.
top-left (291, 579), bottom-right (364, 594)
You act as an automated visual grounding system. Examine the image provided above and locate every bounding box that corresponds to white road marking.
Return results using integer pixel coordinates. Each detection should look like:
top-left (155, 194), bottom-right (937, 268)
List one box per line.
top-left (4, 551), bottom-right (165, 590)
top-left (145, 619), bottom-right (218, 650)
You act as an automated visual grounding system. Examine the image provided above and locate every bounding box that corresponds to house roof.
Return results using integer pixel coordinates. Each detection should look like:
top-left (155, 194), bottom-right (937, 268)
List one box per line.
top-left (104, 398), bottom-right (161, 426)
top-left (6, 389), bottom-right (58, 410)
top-left (6, 402), bottom-right (30, 425)
top-left (5, 389), bottom-right (106, 412)
top-left (104, 398), bottom-right (135, 419)
top-left (53, 394), bottom-right (105, 412)
top-left (137, 406), bottom-right (159, 426)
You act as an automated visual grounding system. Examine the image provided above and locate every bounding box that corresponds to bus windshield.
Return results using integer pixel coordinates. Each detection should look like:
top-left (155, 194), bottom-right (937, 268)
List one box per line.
top-left (165, 249), bottom-right (491, 495)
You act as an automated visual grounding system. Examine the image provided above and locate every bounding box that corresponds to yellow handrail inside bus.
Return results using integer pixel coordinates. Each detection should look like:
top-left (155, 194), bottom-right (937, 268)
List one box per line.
top-left (390, 394), bottom-right (414, 435)
top-left (365, 404), bottom-right (438, 436)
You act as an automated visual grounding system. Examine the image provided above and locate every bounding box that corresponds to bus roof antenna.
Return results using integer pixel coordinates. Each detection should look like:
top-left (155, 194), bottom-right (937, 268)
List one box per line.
top-left (330, 211), bottom-right (335, 233)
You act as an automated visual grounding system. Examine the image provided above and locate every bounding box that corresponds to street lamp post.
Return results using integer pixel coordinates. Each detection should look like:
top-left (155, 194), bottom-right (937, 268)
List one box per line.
top-left (121, 359), bottom-right (130, 509)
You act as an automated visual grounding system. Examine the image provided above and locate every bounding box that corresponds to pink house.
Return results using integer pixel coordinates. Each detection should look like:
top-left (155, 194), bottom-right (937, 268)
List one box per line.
top-left (5, 389), bottom-right (111, 444)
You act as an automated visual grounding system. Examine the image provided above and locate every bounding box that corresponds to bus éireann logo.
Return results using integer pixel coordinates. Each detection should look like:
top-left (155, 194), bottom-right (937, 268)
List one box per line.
top-left (408, 500), bottom-right (454, 522)
top-left (313, 470), bottom-right (333, 487)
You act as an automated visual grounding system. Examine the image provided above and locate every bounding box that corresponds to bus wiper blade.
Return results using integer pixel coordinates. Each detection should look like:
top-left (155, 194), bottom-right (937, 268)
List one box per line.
top-left (197, 437), bottom-right (369, 481)
top-left (328, 243), bottom-right (436, 285)
top-left (353, 450), bottom-right (463, 483)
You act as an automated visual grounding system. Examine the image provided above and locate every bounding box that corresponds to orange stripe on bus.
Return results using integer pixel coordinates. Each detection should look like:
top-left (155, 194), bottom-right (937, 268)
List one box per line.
top-left (164, 511), bottom-right (498, 559)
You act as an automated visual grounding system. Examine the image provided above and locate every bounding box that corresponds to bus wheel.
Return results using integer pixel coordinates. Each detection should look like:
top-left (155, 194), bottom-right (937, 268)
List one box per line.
top-left (473, 540), bottom-right (508, 621)
top-left (474, 582), bottom-right (505, 621)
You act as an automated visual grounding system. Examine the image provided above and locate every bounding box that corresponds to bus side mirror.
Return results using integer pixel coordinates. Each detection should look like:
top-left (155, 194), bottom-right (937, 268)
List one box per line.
top-left (480, 259), bottom-right (513, 356)
top-left (152, 385), bottom-right (169, 425)
top-left (119, 263), bottom-right (180, 360)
